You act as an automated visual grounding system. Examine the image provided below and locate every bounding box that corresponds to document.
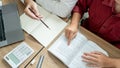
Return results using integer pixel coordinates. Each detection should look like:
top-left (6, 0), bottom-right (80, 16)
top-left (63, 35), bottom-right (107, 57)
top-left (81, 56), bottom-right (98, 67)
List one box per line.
top-left (48, 32), bottom-right (108, 68)
top-left (20, 5), bottom-right (67, 47)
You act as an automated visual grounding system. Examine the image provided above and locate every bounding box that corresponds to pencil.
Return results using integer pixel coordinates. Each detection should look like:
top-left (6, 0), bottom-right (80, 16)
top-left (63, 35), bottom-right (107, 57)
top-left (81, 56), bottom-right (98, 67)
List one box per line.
top-left (39, 19), bottom-right (50, 30)
top-left (36, 55), bottom-right (44, 68)
top-left (29, 8), bottom-right (50, 30)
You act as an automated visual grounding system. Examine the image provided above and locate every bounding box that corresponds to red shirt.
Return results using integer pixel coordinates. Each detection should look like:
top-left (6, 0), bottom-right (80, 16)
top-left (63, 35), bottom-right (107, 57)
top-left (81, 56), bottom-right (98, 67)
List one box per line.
top-left (73, 0), bottom-right (120, 48)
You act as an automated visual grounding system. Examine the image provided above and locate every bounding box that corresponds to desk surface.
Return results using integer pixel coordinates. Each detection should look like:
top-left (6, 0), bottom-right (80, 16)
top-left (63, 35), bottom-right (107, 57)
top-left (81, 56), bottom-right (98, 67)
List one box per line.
top-left (0, 0), bottom-right (43, 68)
top-left (0, 33), bottom-right (43, 68)
top-left (0, 0), bottom-right (120, 68)
top-left (27, 48), bottom-right (67, 68)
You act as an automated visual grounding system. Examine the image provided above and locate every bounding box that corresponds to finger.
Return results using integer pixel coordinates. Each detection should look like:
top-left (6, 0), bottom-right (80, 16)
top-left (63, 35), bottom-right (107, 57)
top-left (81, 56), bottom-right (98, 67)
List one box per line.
top-left (72, 32), bottom-right (77, 38)
top-left (86, 63), bottom-right (98, 67)
top-left (68, 31), bottom-right (73, 45)
top-left (84, 53), bottom-right (98, 58)
top-left (68, 31), bottom-right (77, 45)
top-left (65, 28), bottom-right (70, 40)
top-left (65, 28), bottom-right (69, 39)
top-left (29, 7), bottom-right (41, 20)
top-left (24, 7), bottom-right (39, 20)
top-left (31, 5), bottom-right (41, 18)
top-left (82, 58), bottom-right (97, 65)
top-left (67, 31), bottom-right (71, 45)
top-left (91, 51), bottom-right (106, 56)
top-left (82, 54), bottom-right (98, 63)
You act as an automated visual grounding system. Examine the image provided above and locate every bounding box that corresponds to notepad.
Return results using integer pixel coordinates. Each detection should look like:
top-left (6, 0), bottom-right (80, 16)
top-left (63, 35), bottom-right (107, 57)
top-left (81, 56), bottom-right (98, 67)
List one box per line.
top-left (48, 32), bottom-right (108, 68)
top-left (20, 5), bottom-right (67, 47)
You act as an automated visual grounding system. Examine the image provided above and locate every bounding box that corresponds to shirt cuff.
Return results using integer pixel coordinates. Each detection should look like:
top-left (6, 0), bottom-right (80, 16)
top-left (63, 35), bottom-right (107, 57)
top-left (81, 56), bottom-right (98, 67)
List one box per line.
top-left (21, 0), bottom-right (24, 4)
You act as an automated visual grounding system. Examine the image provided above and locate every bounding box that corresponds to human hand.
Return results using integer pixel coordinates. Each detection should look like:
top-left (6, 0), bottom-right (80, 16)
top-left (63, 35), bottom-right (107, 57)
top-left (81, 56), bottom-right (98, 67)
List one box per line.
top-left (82, 51), bottom-right (114, 68)
top-left (24, 0), bottom-right (41, 20)
top-left (65, 24), bottom-right (78, 45)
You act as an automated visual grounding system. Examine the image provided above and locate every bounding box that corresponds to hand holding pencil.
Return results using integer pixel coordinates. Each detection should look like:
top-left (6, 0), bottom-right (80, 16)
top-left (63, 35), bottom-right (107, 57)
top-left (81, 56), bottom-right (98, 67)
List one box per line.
top-left (24, 0), bottom-right (50, 29)
top-left (24, 0), bottom-right (41, 20)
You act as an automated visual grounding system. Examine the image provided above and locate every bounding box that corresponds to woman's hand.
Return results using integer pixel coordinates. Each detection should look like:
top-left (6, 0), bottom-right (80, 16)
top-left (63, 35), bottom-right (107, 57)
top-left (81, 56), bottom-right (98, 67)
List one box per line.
top-left (24, 0), bottom-right (41, 20)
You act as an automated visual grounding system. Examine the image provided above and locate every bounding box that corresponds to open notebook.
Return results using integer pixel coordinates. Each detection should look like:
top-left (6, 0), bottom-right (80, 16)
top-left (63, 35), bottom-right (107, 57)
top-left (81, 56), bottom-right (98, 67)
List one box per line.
top-left (20, 3), bottom-right (108, 68)
top-left (48, 32), bottom-right (108, 68)
top-left (20, 5), bottom-right (67, 47)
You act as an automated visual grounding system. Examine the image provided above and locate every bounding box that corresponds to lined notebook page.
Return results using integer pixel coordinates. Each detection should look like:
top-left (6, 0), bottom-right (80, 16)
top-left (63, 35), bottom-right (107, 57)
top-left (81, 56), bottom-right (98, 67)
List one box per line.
top-left (20, 5), bottom-right (50, 33)
top-left (20, 5), bottom-right (67, 47)
top-left (31, 14), bottom-right (67, 47)
top-left (20, 13), bottom-right (40, 33)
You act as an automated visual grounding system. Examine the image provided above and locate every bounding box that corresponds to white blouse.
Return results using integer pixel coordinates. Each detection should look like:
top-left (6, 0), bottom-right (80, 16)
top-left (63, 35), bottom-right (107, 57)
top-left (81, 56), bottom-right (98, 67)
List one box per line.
top-left (36, 0), bottom-right (77, 18)
top-left (21, 0), bottom-right (77, 18)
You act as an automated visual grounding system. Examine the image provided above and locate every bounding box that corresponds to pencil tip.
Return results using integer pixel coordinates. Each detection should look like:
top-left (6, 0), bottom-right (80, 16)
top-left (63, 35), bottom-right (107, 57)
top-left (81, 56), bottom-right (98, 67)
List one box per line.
top-left (48, 28), bottom-right (51, 30)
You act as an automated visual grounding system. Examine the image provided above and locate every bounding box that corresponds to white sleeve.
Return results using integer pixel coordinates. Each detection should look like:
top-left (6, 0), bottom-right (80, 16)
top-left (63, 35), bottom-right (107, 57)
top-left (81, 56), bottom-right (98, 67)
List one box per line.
top-left (36, 0), bottom-right (77, 18)
top-left (21, 0), bottom-right (25, 3)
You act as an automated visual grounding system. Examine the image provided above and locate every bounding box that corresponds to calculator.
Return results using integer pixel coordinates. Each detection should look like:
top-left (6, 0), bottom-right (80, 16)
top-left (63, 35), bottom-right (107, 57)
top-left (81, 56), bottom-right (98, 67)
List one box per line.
top-left (4, 42), bottom-right (34, 68)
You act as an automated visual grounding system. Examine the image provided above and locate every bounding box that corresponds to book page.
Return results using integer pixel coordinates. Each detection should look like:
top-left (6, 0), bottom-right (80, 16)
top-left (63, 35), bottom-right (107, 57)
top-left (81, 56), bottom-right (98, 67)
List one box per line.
top-left (68, 41), bottom-right (108, 68)
top-left (20, 5), bottom-right (67, 47)
top-left (20, 5), bottom-right (51, 34)
top-left (48, 32), bottom-right (88, 66)
top-left (20, 13), bottom-right (40, 33)
top-left (31, 14), bottom-right (67, 47)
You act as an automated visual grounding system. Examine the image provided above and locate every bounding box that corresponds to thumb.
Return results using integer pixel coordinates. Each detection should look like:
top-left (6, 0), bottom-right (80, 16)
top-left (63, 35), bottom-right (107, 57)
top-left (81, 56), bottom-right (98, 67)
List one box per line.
top-left (31, 5), bottom-right (40, 17)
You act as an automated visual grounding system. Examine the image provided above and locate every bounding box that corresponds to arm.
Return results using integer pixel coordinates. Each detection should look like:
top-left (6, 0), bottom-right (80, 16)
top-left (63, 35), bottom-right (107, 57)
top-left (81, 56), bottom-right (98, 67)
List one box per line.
top-left (36, 0), bottom-right (77, 18)
top-left (65, 0), bottom-right (89, 45)
top-left (82, 51), bottom-right (120, 68)
top-left (65, 12), bottom-right (81, 45)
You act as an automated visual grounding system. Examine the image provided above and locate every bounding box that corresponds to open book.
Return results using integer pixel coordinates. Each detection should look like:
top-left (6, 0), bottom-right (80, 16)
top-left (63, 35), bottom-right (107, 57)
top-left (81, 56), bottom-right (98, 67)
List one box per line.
top-left (48, 32), bottom-right (108, 68)
top-left (20, 5), bottom-right (67, 47)
top-left (20, 3), bottom-right (108, 68)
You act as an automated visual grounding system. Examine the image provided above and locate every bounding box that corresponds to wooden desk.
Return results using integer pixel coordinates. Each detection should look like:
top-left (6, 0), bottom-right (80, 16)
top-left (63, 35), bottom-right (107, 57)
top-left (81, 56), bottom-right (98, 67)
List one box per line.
top-left (0, 0), bottom-right (43, 68)
top-left (27, 48), bottom-right (67, 68)
top-left (1, 0), bottom-right (120, 68)
top-left (26, 27), bottom-right (120, 68)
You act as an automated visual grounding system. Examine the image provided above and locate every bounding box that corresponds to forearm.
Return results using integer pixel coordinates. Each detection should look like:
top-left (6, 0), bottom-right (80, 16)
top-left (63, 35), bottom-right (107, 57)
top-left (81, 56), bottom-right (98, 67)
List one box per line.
top-left (112, 59), bottom-right (120, 68)
top-left (70, 12), bottom-right (81, 28)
